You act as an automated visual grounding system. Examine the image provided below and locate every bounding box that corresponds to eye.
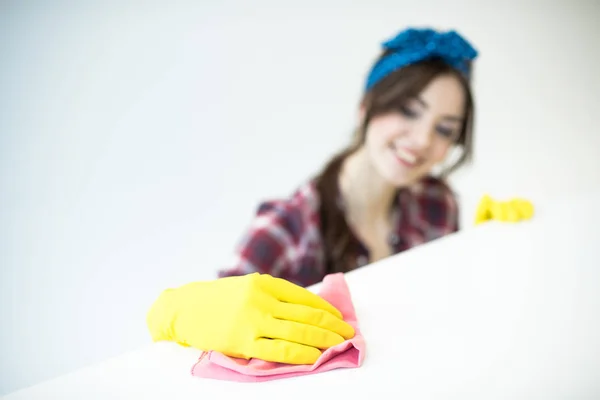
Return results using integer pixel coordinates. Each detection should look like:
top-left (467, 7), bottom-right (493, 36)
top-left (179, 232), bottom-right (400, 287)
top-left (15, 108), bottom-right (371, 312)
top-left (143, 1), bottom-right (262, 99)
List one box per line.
top-left (400, 106), bottom-right (419, 119)
top-left (436, 126), bottom-right (455, 138)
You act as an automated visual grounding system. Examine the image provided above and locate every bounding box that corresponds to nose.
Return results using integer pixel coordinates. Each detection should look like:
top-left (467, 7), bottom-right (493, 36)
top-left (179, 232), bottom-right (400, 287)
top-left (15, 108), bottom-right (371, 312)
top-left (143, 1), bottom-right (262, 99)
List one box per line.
top-left (410, 119), bottom-right (434, 150)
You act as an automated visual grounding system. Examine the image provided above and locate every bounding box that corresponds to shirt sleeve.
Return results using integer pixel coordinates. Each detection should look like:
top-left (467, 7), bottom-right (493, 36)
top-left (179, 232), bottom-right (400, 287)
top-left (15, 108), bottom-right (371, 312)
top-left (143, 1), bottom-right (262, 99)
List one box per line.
top-left (445, 188), bottom-right (460, 233)
top-left (217, 201), bottom-right (304, 284)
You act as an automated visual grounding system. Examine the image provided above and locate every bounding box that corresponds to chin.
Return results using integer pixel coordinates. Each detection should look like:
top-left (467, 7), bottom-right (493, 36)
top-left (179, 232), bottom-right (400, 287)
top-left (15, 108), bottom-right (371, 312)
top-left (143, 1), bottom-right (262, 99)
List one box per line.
top-left (381, 164), bottom-right (428, 187)
top-left (380, 154), bottom-right (433, 186)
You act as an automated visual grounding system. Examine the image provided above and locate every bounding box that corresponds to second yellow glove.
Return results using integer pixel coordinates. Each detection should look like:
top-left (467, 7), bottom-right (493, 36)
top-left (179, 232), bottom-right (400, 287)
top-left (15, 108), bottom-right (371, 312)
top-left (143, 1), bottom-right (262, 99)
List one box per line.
top-left (475, 194), bottom-right (534, 225)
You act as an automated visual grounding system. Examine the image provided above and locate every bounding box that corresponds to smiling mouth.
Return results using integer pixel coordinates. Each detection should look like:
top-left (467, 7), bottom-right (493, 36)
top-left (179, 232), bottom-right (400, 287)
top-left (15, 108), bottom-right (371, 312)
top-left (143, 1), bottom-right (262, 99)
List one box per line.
top-left (392, 145), bottom-right (421, 168)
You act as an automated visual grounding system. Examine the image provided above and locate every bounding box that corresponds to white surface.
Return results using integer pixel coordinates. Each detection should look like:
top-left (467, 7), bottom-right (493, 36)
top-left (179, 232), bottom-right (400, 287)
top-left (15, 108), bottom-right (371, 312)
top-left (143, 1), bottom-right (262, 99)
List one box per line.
top-left (2, 0), bottom-right (600, 395)
top-left (4, 192), bottom-right (600, 399)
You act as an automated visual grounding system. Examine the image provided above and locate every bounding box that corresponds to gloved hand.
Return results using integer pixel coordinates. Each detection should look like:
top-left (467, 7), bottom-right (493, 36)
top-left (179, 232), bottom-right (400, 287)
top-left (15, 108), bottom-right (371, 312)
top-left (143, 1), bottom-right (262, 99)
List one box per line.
top-left (475, 194), bottom-right (535, 225)
top-left (146, 273), bottom-right (355, 365)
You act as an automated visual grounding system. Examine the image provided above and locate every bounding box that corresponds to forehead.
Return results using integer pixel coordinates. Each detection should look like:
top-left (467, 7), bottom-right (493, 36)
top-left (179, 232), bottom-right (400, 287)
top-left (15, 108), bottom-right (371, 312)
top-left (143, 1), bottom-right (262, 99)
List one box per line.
top-left (417, 74), bottom-right (466, 116)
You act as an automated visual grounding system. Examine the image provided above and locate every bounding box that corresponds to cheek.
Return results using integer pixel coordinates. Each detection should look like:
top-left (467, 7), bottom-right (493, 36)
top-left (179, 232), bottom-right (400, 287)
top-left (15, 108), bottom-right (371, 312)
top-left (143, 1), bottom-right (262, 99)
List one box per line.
top-left (429, 141), bottom-right (452, 163)
top-left (366, 119), bottom-right (406, 149)
top-left (364, 126), bottom-right (387, 151)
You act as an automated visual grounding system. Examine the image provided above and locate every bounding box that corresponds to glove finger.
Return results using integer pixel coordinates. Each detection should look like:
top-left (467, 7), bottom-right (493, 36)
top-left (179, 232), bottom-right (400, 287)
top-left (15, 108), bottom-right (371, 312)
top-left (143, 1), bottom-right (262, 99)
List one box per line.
top-left (258, 274), bottom-right (344, 320)
top-left (474, 195), bottom-right (493, 225)
top-left (261, 317), bottom-right (346, 350)
top-left (252, 338), bottom-right (322, 365)
top-left (491, 202), bottom-right (507, 221)
top-left (273, 301), bottom-right (355, 340)
top-left (505, 203), bottom-right (520, 222)
top-left (512, 199), bottom-right (534, 219)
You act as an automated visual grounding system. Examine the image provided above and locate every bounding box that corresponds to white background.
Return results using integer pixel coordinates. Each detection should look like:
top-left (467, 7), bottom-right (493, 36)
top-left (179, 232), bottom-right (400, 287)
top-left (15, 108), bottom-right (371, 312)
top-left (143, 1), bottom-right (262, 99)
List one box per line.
top-left (1, 0), bottom-right (599, 395)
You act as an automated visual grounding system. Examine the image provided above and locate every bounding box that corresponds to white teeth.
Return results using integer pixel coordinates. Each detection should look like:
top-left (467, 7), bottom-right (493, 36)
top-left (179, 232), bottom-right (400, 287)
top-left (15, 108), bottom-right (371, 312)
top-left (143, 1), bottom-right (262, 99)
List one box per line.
top-left (396, 148), bottom-right (417, 164)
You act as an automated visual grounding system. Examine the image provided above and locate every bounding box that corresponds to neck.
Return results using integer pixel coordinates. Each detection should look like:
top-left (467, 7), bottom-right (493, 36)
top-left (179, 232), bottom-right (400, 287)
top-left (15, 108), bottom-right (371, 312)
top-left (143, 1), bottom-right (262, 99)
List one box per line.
top-left (338, 147), bottom-right (398, 223)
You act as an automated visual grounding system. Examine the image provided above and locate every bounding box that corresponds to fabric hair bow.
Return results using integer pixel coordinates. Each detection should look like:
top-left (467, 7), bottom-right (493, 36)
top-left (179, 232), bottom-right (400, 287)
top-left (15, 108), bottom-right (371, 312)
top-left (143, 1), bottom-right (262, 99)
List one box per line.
top-left (365, 28), bottom-right (478, 91)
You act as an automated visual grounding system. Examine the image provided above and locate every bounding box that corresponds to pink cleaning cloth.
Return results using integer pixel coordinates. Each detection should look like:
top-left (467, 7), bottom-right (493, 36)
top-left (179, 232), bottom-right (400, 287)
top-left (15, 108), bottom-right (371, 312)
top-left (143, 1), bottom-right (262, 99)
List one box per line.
top-left (190, 273), bottom-right (366, 382)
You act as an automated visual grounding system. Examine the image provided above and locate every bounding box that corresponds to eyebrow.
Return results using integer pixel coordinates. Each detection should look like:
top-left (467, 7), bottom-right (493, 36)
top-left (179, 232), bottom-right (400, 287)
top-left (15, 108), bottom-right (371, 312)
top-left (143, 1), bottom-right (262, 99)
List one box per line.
top-left (414, 96), bottom-right (464, 123)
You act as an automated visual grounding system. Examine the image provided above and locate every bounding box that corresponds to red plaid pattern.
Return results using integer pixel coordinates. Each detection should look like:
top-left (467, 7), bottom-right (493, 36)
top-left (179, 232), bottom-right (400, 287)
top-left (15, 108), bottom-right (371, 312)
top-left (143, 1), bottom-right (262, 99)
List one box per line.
top-left (218, 176), bottom-right (459, 287)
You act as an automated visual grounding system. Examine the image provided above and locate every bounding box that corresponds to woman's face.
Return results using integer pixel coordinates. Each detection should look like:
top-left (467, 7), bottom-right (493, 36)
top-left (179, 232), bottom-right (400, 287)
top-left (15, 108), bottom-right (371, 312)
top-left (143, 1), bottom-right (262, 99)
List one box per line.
top-left (363, 74), bottom-right (466, 187)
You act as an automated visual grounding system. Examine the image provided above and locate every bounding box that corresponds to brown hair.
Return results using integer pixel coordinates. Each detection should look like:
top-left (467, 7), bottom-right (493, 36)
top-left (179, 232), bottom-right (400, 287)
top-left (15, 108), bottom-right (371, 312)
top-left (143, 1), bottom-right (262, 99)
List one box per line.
top-left (314, 56), bottom-right (475, 274)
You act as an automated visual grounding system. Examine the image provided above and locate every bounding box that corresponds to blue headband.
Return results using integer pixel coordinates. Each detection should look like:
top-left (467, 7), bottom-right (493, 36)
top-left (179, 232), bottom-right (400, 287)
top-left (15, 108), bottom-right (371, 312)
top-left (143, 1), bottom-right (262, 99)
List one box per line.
top-left (365, 28), bottom-right (478, 91)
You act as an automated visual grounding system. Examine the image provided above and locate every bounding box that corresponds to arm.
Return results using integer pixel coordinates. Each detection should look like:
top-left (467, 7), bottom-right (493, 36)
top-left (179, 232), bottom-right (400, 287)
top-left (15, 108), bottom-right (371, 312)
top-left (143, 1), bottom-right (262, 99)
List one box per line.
top-left (147, 203), bottom-right (294, 344)
top-left (146, 202), bottom-right (334, 353)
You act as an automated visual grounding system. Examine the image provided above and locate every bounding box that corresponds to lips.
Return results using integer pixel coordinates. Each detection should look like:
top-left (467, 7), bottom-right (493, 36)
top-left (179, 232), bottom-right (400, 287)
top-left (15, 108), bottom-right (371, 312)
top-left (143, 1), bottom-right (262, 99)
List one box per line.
top-left (395, 147), bottom-right (417, 165)
top-left (390, 142), bottom-right (421, 168)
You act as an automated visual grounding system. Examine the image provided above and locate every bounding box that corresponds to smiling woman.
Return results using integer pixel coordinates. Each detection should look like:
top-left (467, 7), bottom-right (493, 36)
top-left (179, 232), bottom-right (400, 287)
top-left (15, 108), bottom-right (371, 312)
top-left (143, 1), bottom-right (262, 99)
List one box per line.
top-left (146, 26), bottom-right (479, 366)
top-left (217, 27), bottom-right (477, 285)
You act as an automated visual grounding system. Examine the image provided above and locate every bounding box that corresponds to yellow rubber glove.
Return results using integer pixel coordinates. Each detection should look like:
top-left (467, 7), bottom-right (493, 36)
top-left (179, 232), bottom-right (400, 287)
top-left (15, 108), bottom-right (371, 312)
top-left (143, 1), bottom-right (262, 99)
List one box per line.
top-left (146, 273), bottom-right (355, 365)
top-left (475, 194), bottom-right (534, 225)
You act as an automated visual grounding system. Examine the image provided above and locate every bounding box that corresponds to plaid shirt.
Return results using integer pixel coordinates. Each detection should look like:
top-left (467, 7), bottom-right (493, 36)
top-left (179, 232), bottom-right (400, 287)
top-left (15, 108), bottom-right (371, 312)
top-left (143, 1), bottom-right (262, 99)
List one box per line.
top-left (217, 176), bottom-right (459, 287)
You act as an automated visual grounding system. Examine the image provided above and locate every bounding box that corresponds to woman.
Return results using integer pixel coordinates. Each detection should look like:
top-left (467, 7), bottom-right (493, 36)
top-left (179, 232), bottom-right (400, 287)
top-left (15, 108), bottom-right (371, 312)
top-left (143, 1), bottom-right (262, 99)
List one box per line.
top-left (147, 27), bottom-right (478, 366)
top-left (217, 28), bottom-right (476, 288)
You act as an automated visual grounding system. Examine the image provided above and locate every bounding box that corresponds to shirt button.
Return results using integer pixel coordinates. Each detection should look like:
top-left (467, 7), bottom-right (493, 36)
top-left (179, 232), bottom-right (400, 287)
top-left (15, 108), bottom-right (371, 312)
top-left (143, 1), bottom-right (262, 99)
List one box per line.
top-left (357, 255), bottom-right (368, 267)
top-left (389, 233), bottom-right (400, 245)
